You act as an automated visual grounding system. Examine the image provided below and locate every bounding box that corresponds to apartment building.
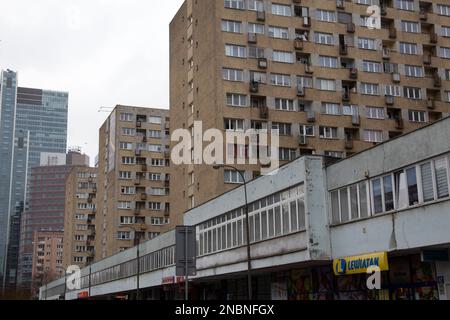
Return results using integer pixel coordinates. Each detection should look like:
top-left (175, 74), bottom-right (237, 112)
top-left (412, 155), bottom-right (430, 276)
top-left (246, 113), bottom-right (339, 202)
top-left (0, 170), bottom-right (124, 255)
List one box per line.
top-left (95, 106), bottom-right (171, 260)
top-left (31, 231), bottom-right (64, 297)
top-left (63, 166), bottom-right (98, 269)
top-left (169, 0), bottom-right (450, 218)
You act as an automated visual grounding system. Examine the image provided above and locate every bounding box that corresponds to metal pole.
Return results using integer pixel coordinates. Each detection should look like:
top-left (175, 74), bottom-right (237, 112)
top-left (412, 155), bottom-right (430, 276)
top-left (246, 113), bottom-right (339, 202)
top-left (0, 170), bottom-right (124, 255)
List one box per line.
top-left (185, 228), bottom-right (189, 301)
top-left (216, 165), bottom-right (252, 300)
top-left (136, 239), bottom-right (140, 300)
top-left (88, 265), bottom-right (92, 298)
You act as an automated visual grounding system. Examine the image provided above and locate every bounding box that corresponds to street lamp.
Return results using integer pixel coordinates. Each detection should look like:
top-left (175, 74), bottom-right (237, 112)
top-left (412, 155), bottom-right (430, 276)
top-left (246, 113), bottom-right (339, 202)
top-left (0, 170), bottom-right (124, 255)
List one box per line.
top-left (213, 164), bottom-right (252, 300)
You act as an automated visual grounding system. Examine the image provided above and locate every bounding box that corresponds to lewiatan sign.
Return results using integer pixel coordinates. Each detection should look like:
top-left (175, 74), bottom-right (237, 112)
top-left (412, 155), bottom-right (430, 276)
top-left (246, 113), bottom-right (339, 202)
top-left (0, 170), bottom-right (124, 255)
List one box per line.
top-left (333, 252), bottom-right (389, 276)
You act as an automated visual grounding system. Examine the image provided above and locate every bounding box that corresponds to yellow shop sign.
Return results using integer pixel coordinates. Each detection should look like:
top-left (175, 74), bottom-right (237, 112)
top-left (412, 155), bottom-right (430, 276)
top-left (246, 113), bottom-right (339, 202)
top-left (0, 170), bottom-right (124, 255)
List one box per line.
top-left (333, 252), bottom-right (389, 276)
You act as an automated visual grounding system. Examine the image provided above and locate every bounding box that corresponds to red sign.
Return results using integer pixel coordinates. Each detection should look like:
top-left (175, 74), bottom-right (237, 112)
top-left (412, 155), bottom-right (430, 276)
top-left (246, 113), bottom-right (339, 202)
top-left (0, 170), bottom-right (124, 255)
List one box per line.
top-left (162, 276), bottom-right (175, 285)
top-left (77, 291), bottom-right (89, 299)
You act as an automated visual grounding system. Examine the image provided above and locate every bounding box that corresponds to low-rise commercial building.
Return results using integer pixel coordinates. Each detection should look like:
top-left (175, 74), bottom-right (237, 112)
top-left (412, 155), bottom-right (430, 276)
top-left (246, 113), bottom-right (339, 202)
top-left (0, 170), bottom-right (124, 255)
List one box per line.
top-left (40, 117), bottom-right (450, 300)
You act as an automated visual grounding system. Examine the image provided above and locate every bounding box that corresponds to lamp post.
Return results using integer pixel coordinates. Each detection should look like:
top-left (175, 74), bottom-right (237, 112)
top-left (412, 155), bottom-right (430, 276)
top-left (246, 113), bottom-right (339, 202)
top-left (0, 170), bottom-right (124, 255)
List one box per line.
top-left (213, 164), bottom-right (252, 300)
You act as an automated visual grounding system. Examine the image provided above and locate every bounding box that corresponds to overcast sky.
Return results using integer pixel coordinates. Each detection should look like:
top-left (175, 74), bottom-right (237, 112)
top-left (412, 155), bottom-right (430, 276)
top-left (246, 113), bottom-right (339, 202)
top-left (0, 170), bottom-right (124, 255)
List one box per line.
top-left (0, 0), bottom-right (184, 164)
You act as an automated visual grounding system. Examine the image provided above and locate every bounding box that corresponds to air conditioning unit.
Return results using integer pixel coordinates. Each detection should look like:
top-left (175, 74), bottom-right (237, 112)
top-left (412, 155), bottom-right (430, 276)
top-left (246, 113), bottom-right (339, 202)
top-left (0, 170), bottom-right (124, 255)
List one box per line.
top-left (297, 86), bottom-right (305, 97)
top-left (392, 73), bottom-right (401, 83)
top-left (257, 10), bottom-right (266, 21)
top-left (258, 58), bottom-right (267, 69)
top-left (299, 135), bottom-right (307, 146)
top-left (307, 111), bottom-right (316, 123)
top-left (248, 32), bottom-right (257, 44)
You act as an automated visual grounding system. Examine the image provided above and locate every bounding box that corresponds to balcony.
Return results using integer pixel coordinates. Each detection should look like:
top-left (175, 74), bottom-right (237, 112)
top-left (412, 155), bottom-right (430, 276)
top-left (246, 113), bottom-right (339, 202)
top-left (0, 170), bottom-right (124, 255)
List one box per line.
top-left (136, 121), bottom-right (142, 128)
top-left (427, 99), bottom-right (436, 109)
top-left (423, 54), bottom-right (432, 65)
top-left (395, 118), bottom-right (404, 130)
top-left (141, 164), bottom-right (148, 172)
top-left (303, 16), bottom-right (311, 27)
top-left (339, 44), bottom-right (348, 56)
top-left (392, 73), bottom-right (401, 83)
top-left (434, 74), bottom-right (442, 88)
top-left (297, 85), bottom-right (305, 97)
top-left (349, 68), bottom-right (358, 79)
top-left (345, 139), bottom-right (354, 150)
top-left (135, 149), bottom-right (142, 156)
top-left (382, 48), bottom-right (390, 60)
top-left (141, 193), bottom-right (147, 201)
top-left (389, 27), bottom-right (397, 39)
top-left (420, 11), bottom-right (428, 21)
top-left (430, 33), bottom-right (438, 44)
top-left (347, 23), bottom-right (355, 34)
top-left (299, 135), bottom-right (307, 146)
top-left (385, 95), bottom-right (395, 106)
top-left (352, 115), bottom-right (361, 127)
top-left (336, 0), bottom-right (345, 9)
top-left (260, 106), bottom-right (269, 119)
top-left (294, 39), bottom-right (304, 51)
top-left (342, 92), bottom-right (350, 102)
top-left (249, 81), bottom-right (259, 93)
top-left (305, 64), bottom-right (313, 74)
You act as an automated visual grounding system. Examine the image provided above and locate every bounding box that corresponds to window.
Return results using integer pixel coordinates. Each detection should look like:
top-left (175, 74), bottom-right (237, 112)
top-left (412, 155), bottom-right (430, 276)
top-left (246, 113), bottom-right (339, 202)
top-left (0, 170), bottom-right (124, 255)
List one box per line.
top-left (325, 151), bottom-right (344, 159)
top-left (273, 51), bottom-right (294, 63)
top-left (149, 116), bottom-right (162, 124)
top-left (268, 26), bottom-right (289, 39)
top-left (395, 0), bottom-right (414, 11)
top-left (363, 61), bottom-right (382, 73)
top-left (366, 106), bottom-right (385, 119)
top-left (224, 170), bottom-right (245, 184)
top-left (343, 105), bottom-right (359, 116)
top-left (270, 73), bottom-right (291, 87)
top-left (316, 9), bottom-right (336, 22)
top-left (151, 188), bottom-right (166, 196)
top-left (223, 68), bottom-right (244, 81)
top-left (224, 118), bottom-right (245, 131)
top-left (361, 83), bottom-right (379, 95)
top-left (315, 32), bottom-right (333, 45)
top-left (279, 148), bottom-right (296, 161)
top-left (317, 78), bottom-right (336, 91)
top-left (221, 20), bottom-right (242, 33)
top-left (442, 26), bottom-right (450, 37)
top-left (226, 93), bottom-right (247, 107)
top-left (225, 44), bottom-right (246, 58)
top-left (319, 127), bottom-right (338, 139)
top-left (120, 142), bottom-right (133, 150)
top-left (250, 71), bottom-right (267, 83)
top-left (437, 4), bottom-right (450, 16)
top-left (248, 0), bottom-right (264, 11)
top-left (275, 98), bottom-right (295, 111)
top-left (148, 130), bottom-right (162, 138)
top-left (406, 167), bottom-right (419, 206)
top-left (385, 85), bottom-right (402, 97)
top-left (149, 173), bottom-right (161, 181)
top-left (435, 158), bottom-right (450, 199)
top-left (358, 38), bottom-right (376, 50)
top-left (122, 128), bottom-right (135, 136)
top-left (151, 159), bottom-right (166, 167)
top-left (364, 130), bottom-right (383, 143)
top-left (117, 232), bottom-right (131, 240)
top-left (401, 21), bottom-right (419, 33)
top-left (120, 217), bottom-right (135, 225)
top-left (405, 65), bottom-right (424, 78)
top-left (122, 157), bottom-right (135, 165)
top-left (408, 110), bottom-right (426, 123)
top-left (322, 103), bottom-right (341, 115)
top-left (248, 46), bottom-right (265, 59)
top-left (272, 122), bottom-right (292, 136)
top-left (224, 0), bottom-right (245, 10)
top-left (297, 76), bottom-right (313, 88)
top-left (247, 23), bottom-right (265, 34)
top-left (148, 144), bottom-right (162, 152)
top-left (399, 42), bottom-right (418, 55)
top-left (319, 56), bottom-right (338, 68)
top-left (404, 87), bottom-right (422, 100)
top-left (120, 113), bottom-right (133, 121)
top-left (271, 4), bottom-right (291, 16)
top-left (117, 202), bottom-right (132, 210)
top-left (440, 47), bottom-right (450, 59)
top-left (356, 0), bottom-right (376, 4)
top-left (149, 202), bottom-right (161, 211)
top-left (299, 125), bottom-right (314, 137)
top-left (121, 186), bottom-right (135, 195)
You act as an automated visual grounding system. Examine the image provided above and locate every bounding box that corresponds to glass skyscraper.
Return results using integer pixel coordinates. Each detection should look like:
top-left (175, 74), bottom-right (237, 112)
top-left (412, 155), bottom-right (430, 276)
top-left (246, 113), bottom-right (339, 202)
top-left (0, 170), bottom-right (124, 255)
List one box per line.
top-left (0, 69), bottom-right (68, 290)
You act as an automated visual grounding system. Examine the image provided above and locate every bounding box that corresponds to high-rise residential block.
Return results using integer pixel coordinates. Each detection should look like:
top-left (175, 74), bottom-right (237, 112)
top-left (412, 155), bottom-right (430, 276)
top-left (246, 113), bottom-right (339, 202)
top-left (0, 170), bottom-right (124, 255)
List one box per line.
top-left (95, 105), bottom-right (172, 260)
top-left (169, 0), bottom-right (450, 218)
top-left (63, 166), bottom-right (98, 269)
top-left (30, 231), bottom-right (64, 298)
top-left (17, 150), bottom-right (89, 289)
top-left (0, 69), bottom-right (68, 289)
